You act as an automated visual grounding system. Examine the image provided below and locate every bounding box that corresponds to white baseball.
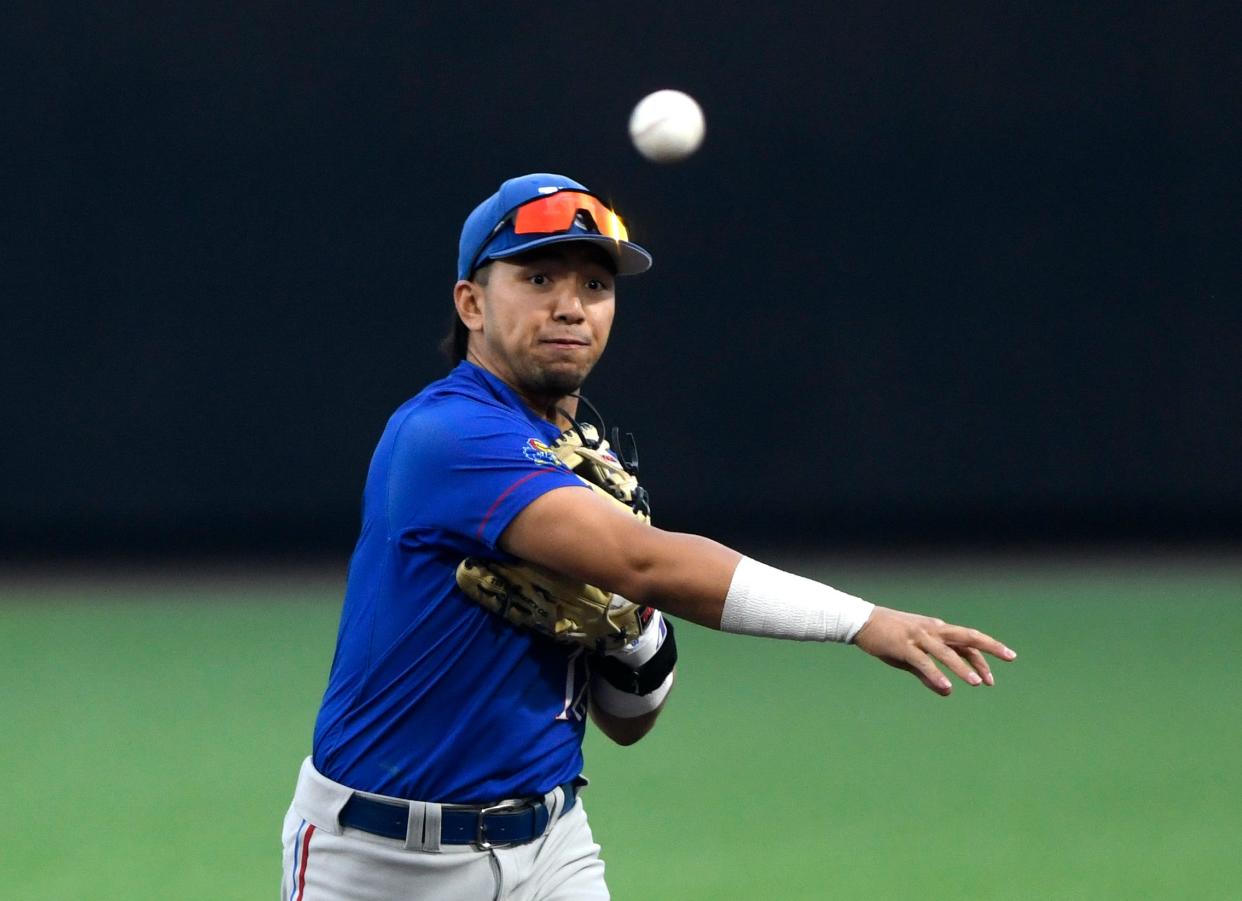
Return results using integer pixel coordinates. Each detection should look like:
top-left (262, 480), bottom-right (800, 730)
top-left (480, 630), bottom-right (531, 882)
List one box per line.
top-left (628, 90), bottom-right (706, 163)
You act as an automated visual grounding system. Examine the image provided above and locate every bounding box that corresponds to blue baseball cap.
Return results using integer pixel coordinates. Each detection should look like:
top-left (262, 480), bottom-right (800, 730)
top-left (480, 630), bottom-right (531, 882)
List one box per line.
top-left (456, 173), bottom-right (653, 281)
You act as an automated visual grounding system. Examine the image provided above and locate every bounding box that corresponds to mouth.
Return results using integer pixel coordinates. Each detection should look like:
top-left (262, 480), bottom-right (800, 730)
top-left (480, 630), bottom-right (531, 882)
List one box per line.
top-left (540, 337), bottom-right (590, 349)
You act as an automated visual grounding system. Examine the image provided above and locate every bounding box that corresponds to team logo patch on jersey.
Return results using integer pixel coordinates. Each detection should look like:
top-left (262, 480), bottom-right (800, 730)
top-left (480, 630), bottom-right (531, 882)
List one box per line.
top-left (523, 438), bottom-right (565, 468)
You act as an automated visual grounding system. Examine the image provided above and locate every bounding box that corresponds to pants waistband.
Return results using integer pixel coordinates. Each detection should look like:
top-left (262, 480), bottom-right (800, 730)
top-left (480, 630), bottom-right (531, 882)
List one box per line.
top-left (340, 779), bottom-right (577, 848)
top-left (291, 757), bottom-right (580, 853)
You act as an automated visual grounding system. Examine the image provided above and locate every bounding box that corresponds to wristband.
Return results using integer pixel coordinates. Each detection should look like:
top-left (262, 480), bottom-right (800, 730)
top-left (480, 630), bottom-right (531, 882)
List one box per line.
top-left (590, 618), bottom-right (678, 718)
top-left (591, 668), bottom-right (674, 718)
top-left (720, 556), bottom-right (874, 643)
top-left (594, 616), bottom-right (676, 695)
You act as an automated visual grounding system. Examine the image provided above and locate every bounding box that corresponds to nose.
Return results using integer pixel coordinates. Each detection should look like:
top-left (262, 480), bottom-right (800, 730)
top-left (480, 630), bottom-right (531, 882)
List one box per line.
top-left (551, 284), bottom-right (586, 323)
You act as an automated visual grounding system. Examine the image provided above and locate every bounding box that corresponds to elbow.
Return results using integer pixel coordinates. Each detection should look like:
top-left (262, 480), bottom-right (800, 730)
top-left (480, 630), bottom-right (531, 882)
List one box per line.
top-left (608, 729), bottom-right (647, 747)
top-left (612, 567), bottom-right (660, 607)
top-left (606, 528), bottom-right (666, 605)
top-left (591, 704), bottom-right (658, 746)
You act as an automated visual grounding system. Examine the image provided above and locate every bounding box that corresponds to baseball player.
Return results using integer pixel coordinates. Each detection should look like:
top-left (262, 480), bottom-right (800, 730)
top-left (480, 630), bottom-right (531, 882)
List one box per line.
top-left (281, 173), bottom-right (1017, 900)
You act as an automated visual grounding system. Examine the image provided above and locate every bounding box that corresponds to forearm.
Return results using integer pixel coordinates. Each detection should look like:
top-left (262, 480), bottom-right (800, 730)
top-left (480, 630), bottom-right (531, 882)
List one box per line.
top-left (614, 530), bottom-right (874, 642)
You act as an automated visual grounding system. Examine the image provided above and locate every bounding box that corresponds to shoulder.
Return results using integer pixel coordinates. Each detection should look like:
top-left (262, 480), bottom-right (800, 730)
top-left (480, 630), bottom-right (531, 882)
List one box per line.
top-left (384, 371), bottom-right (542, 462)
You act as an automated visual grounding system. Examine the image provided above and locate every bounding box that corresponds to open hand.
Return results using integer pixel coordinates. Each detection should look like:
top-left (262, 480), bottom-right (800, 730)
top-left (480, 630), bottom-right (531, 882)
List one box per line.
top-left (852, 607), bottom-right (1017, 696)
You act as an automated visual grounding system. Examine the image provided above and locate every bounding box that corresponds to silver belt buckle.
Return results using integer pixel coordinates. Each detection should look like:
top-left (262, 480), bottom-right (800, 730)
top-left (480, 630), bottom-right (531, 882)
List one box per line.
top-left (474, 798), bottom-right (527, 850)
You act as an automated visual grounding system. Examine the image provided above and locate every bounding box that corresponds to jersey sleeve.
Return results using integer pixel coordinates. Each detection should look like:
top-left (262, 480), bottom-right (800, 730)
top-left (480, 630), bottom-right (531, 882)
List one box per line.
top-left (385, 403), bottom-right (587, 550)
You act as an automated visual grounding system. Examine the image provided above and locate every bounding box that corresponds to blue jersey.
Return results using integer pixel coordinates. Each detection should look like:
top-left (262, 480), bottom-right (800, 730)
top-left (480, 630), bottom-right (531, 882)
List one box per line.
top-left (312, 361), bottom-right (592, 804)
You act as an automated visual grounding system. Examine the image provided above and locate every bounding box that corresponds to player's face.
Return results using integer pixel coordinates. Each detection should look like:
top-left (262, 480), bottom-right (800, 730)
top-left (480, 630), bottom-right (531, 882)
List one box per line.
top-left (462, 245), bottom-right (616, 401)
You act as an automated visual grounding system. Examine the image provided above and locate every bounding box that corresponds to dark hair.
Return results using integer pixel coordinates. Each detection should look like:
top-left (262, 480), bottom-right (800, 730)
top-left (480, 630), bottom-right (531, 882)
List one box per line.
top-left (438, 315), bottom-right (469, 366)
top-left (440, 263), bottom-right (490, 365)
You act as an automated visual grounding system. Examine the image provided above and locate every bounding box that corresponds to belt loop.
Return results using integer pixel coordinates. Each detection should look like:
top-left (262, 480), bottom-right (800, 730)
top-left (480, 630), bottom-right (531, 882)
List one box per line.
top-left (404, 800), bottom-right (443, 852)
top-left (546, 785), bottom-right (564, 822)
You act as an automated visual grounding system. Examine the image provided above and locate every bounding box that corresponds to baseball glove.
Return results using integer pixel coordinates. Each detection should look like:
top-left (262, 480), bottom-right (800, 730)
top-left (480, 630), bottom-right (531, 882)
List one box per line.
top-left (456, 420), bottom-right (653, 653)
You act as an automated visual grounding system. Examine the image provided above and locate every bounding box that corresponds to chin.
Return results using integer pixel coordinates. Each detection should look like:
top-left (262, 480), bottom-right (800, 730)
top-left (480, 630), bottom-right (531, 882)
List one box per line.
top-left (527, 363), bottom-right (589, 397)
top-left (542, 371), bottom-right (588, 396)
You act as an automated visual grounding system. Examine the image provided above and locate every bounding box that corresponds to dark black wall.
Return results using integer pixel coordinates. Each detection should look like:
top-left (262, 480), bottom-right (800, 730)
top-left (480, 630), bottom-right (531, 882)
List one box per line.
top-left (4, 3), bottom-right (1240, 555)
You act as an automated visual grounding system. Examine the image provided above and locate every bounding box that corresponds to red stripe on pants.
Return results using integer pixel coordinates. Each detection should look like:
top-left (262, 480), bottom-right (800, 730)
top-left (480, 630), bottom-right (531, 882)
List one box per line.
top-left (296, 824), bottom-right (316, 901)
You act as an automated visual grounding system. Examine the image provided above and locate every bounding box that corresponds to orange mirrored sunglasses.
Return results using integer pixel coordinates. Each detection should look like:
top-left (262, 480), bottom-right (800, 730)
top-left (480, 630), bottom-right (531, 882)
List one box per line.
top-left (509, 191), bottom-right (629, 242)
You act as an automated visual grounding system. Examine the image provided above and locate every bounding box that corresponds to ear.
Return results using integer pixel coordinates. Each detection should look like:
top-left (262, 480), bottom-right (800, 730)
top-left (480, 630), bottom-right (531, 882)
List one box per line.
top-left (453, 280), bottom-right (485, 333)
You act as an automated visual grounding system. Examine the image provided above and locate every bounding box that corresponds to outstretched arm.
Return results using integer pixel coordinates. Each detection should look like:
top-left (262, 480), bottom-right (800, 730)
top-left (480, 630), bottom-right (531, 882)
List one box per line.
top-left (501, 486), bottom-right (1015, 696)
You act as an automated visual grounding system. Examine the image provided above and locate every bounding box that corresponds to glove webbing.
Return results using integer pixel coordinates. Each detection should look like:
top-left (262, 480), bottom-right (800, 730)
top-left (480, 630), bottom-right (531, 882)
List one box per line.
top-left (550, 423), bottom-right (649, 521)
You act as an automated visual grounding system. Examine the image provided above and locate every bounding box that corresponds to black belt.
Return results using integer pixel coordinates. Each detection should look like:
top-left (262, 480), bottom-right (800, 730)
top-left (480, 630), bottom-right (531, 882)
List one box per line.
top-left (338, 781), bottom-right (579, 848)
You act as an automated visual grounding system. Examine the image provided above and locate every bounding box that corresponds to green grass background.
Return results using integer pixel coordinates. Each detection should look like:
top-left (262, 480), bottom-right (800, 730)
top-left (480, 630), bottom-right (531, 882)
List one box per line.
top-left (3, 555), bottom-right (1240, 900)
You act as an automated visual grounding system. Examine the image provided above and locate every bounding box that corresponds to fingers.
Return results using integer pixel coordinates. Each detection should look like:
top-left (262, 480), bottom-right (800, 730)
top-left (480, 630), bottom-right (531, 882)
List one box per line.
top-left (959, 646), bottom-right (994, 686)
top-left (940, 625), bottom-right (1017, 662)
top-left (901, 650), bottom-right (954, 696)
top-left (924, 637), bottom-right (983, 687)
top-left (923, 623), bottom-right (1015, 688)
top-left (906, 644), bottom-right (996, 694)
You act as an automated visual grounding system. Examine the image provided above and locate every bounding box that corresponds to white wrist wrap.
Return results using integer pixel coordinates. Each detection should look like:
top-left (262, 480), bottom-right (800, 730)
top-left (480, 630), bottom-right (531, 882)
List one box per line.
top-left (591, 668), bottom-right (674, 718)
top-left (720, 556), bottom-right (875, 643)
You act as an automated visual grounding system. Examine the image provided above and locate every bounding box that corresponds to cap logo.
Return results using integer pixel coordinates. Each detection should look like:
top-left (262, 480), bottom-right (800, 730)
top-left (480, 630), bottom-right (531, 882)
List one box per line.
top-left (537, 186), bottom-right (559, 194)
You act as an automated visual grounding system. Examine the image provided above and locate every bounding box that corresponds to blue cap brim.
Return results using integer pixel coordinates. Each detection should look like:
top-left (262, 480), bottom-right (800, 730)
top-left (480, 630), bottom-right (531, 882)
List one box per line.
top-left (483, 233), bottom-right (653, 277)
